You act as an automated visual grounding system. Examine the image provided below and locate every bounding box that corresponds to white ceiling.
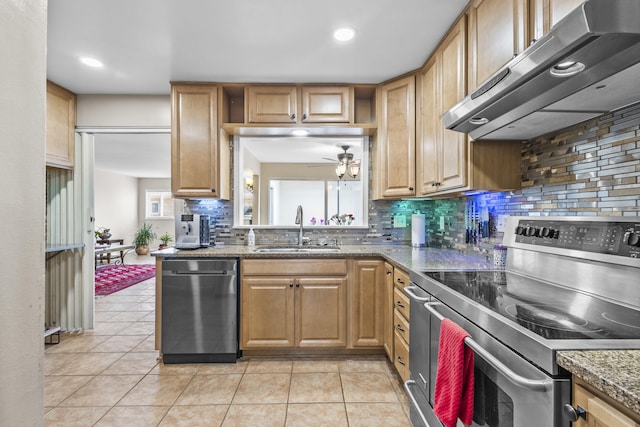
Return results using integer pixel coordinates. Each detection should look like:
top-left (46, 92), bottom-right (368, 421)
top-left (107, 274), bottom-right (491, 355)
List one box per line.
top-left (94, 133), bottom-right (171, 178)
top-left (48, 0), bottom-right (468, 177)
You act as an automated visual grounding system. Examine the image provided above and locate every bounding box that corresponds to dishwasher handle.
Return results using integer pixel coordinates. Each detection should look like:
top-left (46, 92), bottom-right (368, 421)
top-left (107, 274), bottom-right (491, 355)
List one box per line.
top-left (165, 270), bottom-right (234, 276)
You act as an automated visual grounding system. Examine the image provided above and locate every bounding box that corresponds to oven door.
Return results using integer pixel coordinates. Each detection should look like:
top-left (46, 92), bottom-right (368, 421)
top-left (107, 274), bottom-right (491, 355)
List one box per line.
top-left (411, 298), bottom-right (571, 427)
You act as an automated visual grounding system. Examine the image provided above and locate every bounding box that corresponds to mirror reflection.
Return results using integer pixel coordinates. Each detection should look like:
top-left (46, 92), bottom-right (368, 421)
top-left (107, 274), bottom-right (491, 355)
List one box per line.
top-left (234, 136), bottom-right (368, 227)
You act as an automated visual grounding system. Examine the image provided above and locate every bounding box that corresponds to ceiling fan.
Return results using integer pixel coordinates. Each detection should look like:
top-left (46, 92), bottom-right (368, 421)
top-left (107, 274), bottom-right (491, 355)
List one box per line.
top-left (309, 145), bottom-right (360, 179)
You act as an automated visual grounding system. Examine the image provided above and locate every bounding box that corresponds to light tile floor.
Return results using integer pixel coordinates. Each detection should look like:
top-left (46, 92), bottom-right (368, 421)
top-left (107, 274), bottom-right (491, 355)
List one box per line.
top-left (44, 256), bottom-right (412, 426)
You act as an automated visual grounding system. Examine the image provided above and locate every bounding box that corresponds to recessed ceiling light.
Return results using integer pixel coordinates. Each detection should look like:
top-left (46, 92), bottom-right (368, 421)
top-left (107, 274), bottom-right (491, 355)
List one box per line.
top-left (291, 129), bottom-right (309, 137)
top-left (333, 27), bottom-right (355, 42)
top-left (79, 57), bottom-right (103, 68)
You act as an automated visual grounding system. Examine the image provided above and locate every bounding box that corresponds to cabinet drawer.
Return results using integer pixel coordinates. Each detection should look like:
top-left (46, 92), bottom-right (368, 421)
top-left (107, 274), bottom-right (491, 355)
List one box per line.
top-left (393, 287), bottom-right (410, 320)
top-left (242, 259), bottom-right (347, 276)
top-left (394, 330), bottom-right (410, 382)
top-left (394, 268), bottom-right (410, 289)
top-left (393, 309), bottom-right (410, 345)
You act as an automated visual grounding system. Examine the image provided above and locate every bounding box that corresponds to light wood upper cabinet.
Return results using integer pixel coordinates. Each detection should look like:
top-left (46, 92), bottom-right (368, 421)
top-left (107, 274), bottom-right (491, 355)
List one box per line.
top-left (468, 0), bottom-right (528, 91)
top-left (417, 17), bottom-right (467, 195)
top-left (349, 259), bottom-right (385, 347)
top-left (240, 259), bottom-right (348, 349)
top-left (530, 0), bottom-right (585, 42)
top-left (247, 85), bottom-right (298, 123)
top-left (301, 86), bottom-right (351, 123)
top-left (171, 84), bottom-right (230, 199)
top-left (46, 81), bottom-right (76, 169)
top-left (376, 75), bottom-right (416, 198)
top-left (246, 85), bottom-right (352, 124)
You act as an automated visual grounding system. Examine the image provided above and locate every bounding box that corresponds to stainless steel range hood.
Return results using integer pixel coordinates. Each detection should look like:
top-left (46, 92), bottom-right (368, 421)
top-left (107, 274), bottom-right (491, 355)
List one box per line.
top-left (443, 0), bottom-right (640, 141)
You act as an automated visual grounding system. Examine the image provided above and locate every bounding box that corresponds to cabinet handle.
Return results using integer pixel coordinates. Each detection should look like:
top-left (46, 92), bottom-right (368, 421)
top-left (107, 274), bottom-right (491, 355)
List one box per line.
top-left (408, 186), bottom-right (414, 191)
top-left (396, 301), bottom-right (405, 308)
top-left (290, 113), bottom-right (296, 120)
top-left (211, 188), bottom-right (216, 192)
top-left (396, 324), bottom-right (405, 333)
top-left (396, 356), bottom-right (406, 366)
top-left (296, 283), bottom-right (300, 288)
top-left (386, 271), bottom-right (392, 275)
top-left (289, 283), bottom-right (294, 288)
top-left (396, 278), bottom-right (405, 285)
top-left (302, 113), bottom-right (308, 120)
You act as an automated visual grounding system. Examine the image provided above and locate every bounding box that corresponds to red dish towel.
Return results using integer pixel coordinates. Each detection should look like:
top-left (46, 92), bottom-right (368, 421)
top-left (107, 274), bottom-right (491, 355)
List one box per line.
top-left (433, 318), bottom-right (474, 427)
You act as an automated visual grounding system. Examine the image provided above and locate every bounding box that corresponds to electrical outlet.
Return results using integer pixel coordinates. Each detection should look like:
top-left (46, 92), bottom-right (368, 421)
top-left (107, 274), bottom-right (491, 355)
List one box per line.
top-left (496, 215), bottom-right (509, 232)
top-left (393, 215), bottom-right (407, 228)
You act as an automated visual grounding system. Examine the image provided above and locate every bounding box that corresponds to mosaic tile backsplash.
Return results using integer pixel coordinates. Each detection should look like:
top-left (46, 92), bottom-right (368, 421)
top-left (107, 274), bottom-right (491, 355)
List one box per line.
top-left (186, 102), bottom-right (640, 251)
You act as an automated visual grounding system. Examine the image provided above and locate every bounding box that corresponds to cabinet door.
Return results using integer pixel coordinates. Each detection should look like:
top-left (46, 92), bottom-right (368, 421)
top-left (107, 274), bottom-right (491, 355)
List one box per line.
top-left (46, 81), bottom-right (76, 169)
top-left (548, 0), bottom-right (584, 29)
top-left (247, 86), bottom-right (297, 123)
top-left (240, 277), bottom-right (295, 348)
top-left (468, 0), bottom-right (527, 91)
top-left (383, 262), bottom-right (394, 359)
top-left (296, 277), bottom-right (347, 347)
top-left (171, 84), bottom-right (221, 198)
top-left (377, 75), bottom-right (416, 198)
top-left (574, 384), bottom-right (639, 427)
top-left (416, 57), bottom-right (440, 195)
top-left (439, 18), bottom-right (467, 191)
top-left (301, 86), bottom-right (351, 123)
top-left (349, 259), bottom-right (385, 347)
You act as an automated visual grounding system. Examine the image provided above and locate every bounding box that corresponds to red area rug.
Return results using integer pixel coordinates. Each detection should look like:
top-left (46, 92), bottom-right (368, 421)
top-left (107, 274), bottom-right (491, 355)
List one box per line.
top-left (95, 264), bottom-right (156, 296)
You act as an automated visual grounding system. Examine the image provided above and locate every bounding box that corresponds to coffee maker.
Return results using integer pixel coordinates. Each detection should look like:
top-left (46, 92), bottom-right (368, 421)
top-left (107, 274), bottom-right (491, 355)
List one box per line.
top-left (174, 214), bottom-right (211, 249)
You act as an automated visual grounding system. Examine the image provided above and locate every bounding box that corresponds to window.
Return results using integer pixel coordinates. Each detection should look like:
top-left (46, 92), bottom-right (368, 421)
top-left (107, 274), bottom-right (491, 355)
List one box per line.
top-left (146, 191), bottom-right (174, 219)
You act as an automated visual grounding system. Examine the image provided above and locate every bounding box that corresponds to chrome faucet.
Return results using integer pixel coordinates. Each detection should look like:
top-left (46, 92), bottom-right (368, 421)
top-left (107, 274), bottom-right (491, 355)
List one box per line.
top-left (295, 205), bottom-right (304, 246)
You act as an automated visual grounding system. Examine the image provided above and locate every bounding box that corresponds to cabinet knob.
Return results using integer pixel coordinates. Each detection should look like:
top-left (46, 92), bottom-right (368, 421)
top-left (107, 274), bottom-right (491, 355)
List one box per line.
top-left (211, 188), bottom-right (216, 193)
top-left (396, 324), bottom-right (405, 333)
top-left (562, 404), bottom-right (587, 422)
top-left (302, 113), bottom-right (308, 120)
top-left (290, 113), bottom-right (296, 120)
top-left (396, 278), bottom-right (404, 285)
top-left (386, 271), bottom-right (392, 275)
top-left (408, 187), bottom-right (414, 191)
top-left (296, 283), bottom-right (300, 288)
top-left (396, 356), bottom-right (406, 366)
top-left (289, 283), bottom-right (294, 288)
top-left (396, 301), bottom-right (405, 308)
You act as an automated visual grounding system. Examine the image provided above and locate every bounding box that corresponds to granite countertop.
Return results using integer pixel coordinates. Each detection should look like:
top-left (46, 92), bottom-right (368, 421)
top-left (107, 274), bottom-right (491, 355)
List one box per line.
top-left (151, 244), bottom-right (495, 273)
top-left (557, 350), bottom-right (640, 415)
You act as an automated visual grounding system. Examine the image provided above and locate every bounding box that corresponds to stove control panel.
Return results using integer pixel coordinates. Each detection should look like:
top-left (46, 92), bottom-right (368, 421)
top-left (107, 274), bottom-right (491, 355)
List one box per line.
top-left (513, 219), bottom-right (640, 258)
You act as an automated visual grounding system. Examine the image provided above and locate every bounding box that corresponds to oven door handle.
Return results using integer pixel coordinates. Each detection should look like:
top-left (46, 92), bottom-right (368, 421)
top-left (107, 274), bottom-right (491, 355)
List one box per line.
top-left (404, 285), bottom-right (431, 302)
top-left (403, 380), bottom-right (432, 427)
top-left (424, 302), bottom-right (554, 392)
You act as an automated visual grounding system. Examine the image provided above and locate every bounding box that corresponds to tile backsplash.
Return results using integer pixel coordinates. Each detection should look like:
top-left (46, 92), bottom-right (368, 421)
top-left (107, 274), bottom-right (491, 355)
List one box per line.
top-left (186, 102), bottom-right (640, 250)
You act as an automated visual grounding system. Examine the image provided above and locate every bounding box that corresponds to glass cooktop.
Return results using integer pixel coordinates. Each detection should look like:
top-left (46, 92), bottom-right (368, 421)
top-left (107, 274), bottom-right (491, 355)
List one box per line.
top-left (423, 270), bottom-right (640, 340)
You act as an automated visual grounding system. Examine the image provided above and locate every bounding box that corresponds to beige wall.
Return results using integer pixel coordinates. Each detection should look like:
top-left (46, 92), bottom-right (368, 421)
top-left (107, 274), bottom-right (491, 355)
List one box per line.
top-left (94, 169), bottom-right (139, 244)
top-left (0, 0), bottom-right (46, 424)
top-left (76, 94), bottom-right (170, 128)
top-left (138, 178), bottom-right (183, 247)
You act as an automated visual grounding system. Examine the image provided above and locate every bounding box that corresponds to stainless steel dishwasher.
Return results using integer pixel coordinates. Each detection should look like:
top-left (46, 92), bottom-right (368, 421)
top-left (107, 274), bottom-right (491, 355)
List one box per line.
top-left (161, 258), bottom-right (239, 363)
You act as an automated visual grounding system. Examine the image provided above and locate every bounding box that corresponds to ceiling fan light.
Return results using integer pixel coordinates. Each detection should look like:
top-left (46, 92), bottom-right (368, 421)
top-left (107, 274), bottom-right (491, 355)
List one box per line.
top-left (349, 163), bottom-right (360, 178)
top-left (335, 163), bottom-right (347, 179)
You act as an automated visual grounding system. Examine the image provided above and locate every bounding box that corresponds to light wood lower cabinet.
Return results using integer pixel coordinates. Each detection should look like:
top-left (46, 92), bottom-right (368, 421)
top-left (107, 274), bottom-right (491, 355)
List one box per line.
top-left (392, 267), bottom-right (411, 382)
top-left (573, 378), bottom-right (640, 427)
top-left (349, 259), bottom-right (385, 348)
top-left (241, 258), bottom-right (388, 351)
top-left (240, 259), bottom-right (347, 349)
top-left (383, 262), bottom-right (395, 359)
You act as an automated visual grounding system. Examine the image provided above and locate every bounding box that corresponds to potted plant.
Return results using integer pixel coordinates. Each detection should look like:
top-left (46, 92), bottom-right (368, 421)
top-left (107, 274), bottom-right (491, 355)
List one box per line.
top-left (133, 223), bottom-right (156, 255)
top-left (95, 227), bottom-right (112, 240)
top-left (158, 232), bottom-right (173, 249)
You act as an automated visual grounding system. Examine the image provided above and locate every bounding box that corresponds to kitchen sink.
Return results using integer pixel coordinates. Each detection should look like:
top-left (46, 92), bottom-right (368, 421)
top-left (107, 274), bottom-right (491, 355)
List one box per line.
top-left (254, 246), bottom-right (341, 253)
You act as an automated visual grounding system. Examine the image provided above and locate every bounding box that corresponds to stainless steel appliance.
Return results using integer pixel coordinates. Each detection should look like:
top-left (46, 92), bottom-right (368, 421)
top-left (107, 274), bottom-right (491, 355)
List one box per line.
top-left (161, 258), bottom-right (239, 363)
top-left (443, 0), bottom-right (640, 141)
top-left (405, 216), bottom-right (640, 427)
top-left (175, 214), bottom-right (211, 249)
